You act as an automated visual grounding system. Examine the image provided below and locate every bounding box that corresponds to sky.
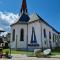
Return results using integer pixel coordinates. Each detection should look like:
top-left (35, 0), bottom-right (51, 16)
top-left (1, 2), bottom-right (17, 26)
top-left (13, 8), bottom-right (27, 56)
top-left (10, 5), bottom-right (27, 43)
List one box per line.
top-left (0, 0), bottom-right (60, 32)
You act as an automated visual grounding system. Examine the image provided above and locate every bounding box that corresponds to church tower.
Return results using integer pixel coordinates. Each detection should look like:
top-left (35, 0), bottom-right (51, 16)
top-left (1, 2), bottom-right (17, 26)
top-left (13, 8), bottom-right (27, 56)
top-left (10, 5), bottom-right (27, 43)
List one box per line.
top-left (19, 0), bottom-right (30, 22)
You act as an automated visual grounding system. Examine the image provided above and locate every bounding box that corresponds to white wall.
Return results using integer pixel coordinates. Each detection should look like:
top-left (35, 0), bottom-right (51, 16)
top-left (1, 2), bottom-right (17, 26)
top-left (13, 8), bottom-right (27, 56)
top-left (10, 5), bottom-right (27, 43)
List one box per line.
top-left (10, 20), bottom-right (59, 50)
top-left (10, 26), bottom-right (16, 49)
top-left (11, 24), bottom-right (27, 49)
top-left (52, 30), bottom-right (58, 48)
top-left (28, 20), bottom-right (58, 49)
top-left (41, 21), bottom-right (59, 49)
top-left (58, 34), bottom-right (60, 47)
top-left (41, 22), bottom-right (53, 49)
top-left (28, 21), bottom-right (42, 48)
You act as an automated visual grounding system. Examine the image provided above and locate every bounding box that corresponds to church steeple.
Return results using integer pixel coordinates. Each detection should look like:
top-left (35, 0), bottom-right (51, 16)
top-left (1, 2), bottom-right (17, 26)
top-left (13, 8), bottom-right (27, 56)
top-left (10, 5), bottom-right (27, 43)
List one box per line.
top-left (19, 0), bottom-right (30, 22)
top-left (20, 0), bottom-right (27, 15)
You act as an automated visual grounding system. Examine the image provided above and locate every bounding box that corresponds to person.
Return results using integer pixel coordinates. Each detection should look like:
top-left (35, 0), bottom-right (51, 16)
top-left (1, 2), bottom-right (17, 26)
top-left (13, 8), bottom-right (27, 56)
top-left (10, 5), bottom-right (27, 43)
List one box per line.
top-left (0, 48), bottom-right (3, 58)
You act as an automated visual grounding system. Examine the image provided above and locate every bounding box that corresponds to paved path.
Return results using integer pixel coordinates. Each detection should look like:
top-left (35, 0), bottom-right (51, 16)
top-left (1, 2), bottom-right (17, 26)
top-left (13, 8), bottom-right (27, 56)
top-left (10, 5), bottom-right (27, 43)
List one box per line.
top-left (0, 58), bottom-right (60, 60)
top-left (0, 54), bottom-right (60, 60)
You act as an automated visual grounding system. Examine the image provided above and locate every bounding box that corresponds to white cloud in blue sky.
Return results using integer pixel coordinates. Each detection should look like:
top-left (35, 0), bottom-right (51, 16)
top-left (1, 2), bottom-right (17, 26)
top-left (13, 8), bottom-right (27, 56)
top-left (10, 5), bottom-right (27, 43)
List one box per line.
top-left (0, 11), bottom-right (19, 24)
top-left (0, 11), bottom-right (19, 32)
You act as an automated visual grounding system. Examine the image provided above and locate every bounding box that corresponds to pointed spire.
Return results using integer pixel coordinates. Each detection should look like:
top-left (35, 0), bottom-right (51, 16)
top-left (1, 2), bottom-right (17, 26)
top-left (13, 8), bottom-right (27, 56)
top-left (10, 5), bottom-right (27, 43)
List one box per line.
top-left (21, 0), bottom-right (27, 13)
top-left (19, 0), bottom-right (30, 22)
top-left (22, 0), bottom-right (27, 10)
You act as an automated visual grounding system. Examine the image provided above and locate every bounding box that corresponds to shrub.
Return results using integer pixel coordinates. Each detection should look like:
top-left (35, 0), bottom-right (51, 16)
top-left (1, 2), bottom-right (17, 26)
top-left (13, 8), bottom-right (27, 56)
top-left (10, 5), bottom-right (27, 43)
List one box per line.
top-left (5, 51), bottom-right (9, 57)
top-left (34, 49), bottom-right (43, 57)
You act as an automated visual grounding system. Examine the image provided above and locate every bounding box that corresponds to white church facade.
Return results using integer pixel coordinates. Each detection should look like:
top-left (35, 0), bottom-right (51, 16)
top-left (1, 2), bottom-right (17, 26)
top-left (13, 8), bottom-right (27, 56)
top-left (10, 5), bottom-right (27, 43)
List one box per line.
top-left (10, 0), bottom-right (59, 51)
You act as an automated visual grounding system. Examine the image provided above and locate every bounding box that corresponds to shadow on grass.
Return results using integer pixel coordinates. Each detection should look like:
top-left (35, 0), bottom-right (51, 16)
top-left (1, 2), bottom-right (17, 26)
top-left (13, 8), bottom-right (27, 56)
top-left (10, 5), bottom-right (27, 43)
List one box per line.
top-left (51, 47), bottom-right (60, 55)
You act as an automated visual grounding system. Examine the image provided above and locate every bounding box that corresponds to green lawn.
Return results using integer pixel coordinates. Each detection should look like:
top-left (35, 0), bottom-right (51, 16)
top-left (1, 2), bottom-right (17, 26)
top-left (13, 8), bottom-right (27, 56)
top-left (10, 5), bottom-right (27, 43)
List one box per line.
top-left (51, 47), bottom-right (60, 55)
top-left (2, 47), bottom-right (60, 56)
top-left (3, 49), bottom-right (34, 56)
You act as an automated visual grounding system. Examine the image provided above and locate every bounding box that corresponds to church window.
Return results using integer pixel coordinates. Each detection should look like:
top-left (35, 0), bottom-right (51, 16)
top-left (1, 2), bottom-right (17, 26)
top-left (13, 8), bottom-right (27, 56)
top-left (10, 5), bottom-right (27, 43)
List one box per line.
top-left (59, 35), bottom-right (60, 39)
top-left (56, 35), bottom-right (58, 40)
top-left (45, 41), bottom-right (46, 45)
top-left (53, 34), bottom-right (55, 42)
top-left (12, 29), bottom-right (15, 41)
top-left (20, 29), bottom-right (24, 41)
top-left (43, 29), bottom-right (46, 38)
top-left (49, 31), bottom-right (51, 39)
top-left (55, 35), bottom-right (56, 40)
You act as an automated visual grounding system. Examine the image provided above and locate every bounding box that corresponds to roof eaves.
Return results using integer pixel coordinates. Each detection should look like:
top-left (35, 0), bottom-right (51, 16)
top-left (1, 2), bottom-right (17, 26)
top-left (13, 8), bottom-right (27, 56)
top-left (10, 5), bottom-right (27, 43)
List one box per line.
top-left (36, 14), bottom-right (59, 34)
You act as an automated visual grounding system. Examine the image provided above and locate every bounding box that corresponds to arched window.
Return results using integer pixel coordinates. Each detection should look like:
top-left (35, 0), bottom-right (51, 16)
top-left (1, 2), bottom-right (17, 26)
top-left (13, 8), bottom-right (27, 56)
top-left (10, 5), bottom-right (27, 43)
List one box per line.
top-left (49, 31), bottom-right (51, 39)
top-left (53, 34), bottom-right (55, 42)
top-left (43, 29), bottom-right (46, 38)
top-left (20, 29), bottom-right (24, 41)
top-left (12, 29), bottom-right (15, 41)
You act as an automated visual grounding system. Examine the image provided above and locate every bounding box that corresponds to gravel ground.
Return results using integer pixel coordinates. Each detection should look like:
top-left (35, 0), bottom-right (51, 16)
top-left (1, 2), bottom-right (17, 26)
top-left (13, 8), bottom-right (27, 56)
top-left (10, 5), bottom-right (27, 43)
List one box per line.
top-left (0, 54), bottom-right (60, 60)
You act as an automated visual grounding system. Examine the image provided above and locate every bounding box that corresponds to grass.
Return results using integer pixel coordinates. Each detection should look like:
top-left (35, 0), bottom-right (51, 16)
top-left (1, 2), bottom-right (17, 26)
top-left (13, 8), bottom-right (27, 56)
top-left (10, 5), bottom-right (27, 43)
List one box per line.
top-left (3, 49), bottom-right (34, 56)
top-left (2, 47), bottom-right (60, 57)
top-left (51, 47), bottom-right (60, 55)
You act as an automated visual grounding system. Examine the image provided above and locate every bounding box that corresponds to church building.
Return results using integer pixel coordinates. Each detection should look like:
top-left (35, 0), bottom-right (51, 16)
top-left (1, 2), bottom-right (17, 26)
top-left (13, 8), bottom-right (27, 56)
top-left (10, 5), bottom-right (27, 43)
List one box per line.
top-left (10, 0), bottom-right (59, 51)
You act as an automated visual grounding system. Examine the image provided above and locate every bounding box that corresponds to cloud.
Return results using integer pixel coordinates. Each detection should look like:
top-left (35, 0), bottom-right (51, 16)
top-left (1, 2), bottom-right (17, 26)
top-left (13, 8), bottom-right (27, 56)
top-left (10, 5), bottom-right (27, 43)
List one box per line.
top-left (0, 27), bottom-right (4, 31)
top-left (0, 11), bottom-right (19, 32)
top-left (0, 11), bottom-right (19, 24)
top-left (0, 32), bottom-right (8, 37)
